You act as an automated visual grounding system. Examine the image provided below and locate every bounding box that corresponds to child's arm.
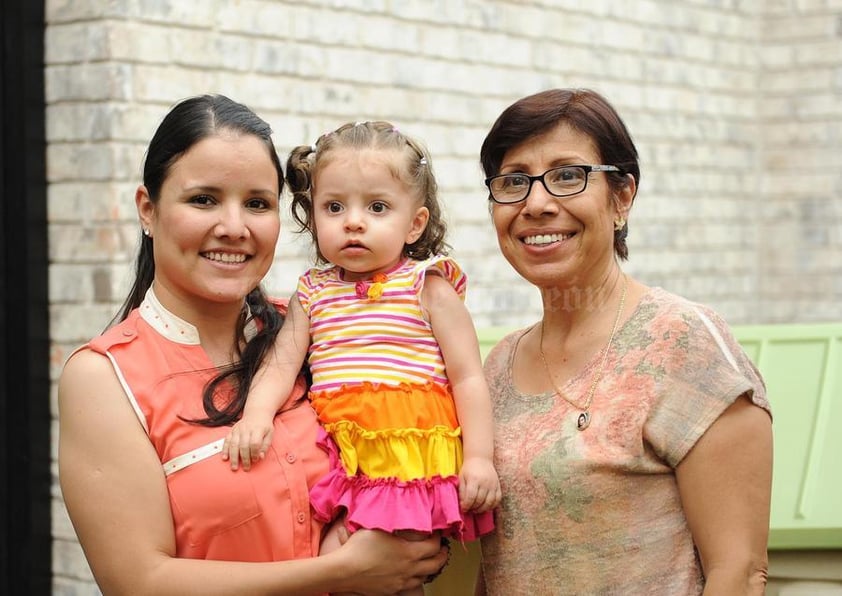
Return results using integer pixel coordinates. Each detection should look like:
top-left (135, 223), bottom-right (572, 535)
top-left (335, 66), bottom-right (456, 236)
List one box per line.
top-left (222, 294), bottom-right (311, 470)
top-left (421, 274), bottom-right (501, 514)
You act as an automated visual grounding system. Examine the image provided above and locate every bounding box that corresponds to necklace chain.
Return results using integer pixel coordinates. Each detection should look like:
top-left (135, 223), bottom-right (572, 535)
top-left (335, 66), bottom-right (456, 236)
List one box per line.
top-left (538, 273), bottom-right (628, 430)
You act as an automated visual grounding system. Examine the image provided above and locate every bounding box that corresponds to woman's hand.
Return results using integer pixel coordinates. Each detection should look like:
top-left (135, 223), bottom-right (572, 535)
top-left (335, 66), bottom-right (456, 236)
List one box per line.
top-left (333, 530), bottom-right (449, 595)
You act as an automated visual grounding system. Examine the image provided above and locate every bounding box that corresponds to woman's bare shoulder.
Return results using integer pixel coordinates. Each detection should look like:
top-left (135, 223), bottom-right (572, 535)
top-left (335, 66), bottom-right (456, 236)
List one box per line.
top-left (60, 347), bottom-right (115, 392)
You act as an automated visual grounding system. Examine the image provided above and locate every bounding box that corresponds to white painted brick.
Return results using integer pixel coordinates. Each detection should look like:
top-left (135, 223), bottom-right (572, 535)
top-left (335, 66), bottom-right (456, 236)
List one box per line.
top-left (170, 31), bottom-right (256, 71)
top-left (46, 0), bottom-right (128, 22)
top-left (359, 16), bottom-right (422, 53)
top-left (47, 142), bottom-right (140, 182)
top-left (131, 0), bottom-right (216, 27)
top-left (764, 67), bottom-right (835, 93)
top-left (388, 0), bottom-right (498, 27)
top-left (47, 103), bottom-right (157, 145)
top-left (760, 42), bottom-right (798, 69)
top-left (796, 39), bottom-right (842, 65)
top-left (766, 14), bottom-right (838, 39)
top-left (52, 576), bottom-right (102, 596)
top-left (106, 22), bottom-right (176, 64)
top-left (48, 182), bottom-right (138, 223)
top-left (48, 222), bottom-right (138, 263)
top-left (45, 23), bottom-right (110, 63)
top-left (130, 65), bottom-right (211, 102)
top-left (52, 498), bottom-right (78, 542)
top-left (45, 63), bottom-right (133, 102)
top-left (305, 0), bottom-right (388, 14)
top-left (253, 40), bottom-right (326, 76)
top-left (52, 538), bottom-right (96, 582)
top-left (51, 304), bottom-right (119, 344)
top-left (217, 0), bottom-right (294, 37)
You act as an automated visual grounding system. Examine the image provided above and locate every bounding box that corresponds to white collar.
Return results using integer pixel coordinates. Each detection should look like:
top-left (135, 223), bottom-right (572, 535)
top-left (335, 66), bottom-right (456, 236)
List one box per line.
top-left (139, 287), bottom-right (258, 345)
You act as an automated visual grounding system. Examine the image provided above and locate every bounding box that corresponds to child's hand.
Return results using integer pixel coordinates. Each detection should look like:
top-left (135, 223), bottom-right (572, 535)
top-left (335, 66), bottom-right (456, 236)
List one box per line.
top-left (458, 456), bottom-right (501, 513)
top-left (221, 416), bottom-right (273, 471)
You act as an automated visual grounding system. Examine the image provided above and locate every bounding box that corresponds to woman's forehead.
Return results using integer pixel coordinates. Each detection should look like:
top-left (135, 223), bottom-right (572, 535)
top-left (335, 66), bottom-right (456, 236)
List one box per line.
top-left (501, 124), bottom-right (599, 169)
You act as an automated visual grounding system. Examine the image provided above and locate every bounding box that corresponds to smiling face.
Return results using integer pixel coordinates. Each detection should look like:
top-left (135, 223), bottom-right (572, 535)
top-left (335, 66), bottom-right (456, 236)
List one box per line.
top-left (136, 131), bottom-right (281, 319)
top-left (491, 123), bottom-right (633, 291)
top-left (311, 148), bottom-right (429, 281)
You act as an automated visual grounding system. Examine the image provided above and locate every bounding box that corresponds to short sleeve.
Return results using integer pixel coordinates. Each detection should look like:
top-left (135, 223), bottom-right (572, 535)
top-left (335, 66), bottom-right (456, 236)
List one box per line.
top-left (296, 269), bottom-right (317, 315)
top-left (267, 295), bottom-right (290, 316)
top-left (643, 303), bottom-right (769, 467)
top-left (414, 255), bottom-right (467, 301)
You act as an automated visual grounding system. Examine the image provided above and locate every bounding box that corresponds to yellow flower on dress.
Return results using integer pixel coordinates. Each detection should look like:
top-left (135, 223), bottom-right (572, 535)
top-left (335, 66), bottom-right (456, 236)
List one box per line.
top-left (367, 273), bottom-right (388, 300)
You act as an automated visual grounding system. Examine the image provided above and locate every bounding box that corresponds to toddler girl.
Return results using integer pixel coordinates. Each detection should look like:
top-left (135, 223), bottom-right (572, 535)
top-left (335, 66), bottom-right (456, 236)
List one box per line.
top-left (225, 122), bottom-right (499, 590)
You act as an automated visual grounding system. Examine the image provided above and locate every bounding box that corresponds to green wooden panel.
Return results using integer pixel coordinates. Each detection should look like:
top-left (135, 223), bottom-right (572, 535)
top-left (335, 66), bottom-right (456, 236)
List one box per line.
top-left (474, 322), bottom-right (842, 550)
top-left (732, 323), bottom-right (842, 550)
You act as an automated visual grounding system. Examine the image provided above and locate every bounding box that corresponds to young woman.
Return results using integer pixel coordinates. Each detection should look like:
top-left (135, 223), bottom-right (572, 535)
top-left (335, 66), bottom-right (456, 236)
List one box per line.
top-left (58, 95), bottom-right (447, 595)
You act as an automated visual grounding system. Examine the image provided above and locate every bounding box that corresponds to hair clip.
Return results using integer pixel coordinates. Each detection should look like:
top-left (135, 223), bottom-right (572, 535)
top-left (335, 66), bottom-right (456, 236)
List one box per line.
top-left (419, 157), bottom-right (428, 166)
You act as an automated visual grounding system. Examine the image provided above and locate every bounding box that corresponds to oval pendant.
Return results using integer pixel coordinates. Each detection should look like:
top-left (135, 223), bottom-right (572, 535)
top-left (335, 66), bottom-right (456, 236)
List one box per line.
top-left (576, 411), bottom-right (591, 431)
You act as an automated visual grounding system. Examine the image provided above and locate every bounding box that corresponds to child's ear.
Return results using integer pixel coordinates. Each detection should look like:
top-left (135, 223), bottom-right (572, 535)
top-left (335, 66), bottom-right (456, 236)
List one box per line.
top-left (406, 206), bottom-right (429, 244)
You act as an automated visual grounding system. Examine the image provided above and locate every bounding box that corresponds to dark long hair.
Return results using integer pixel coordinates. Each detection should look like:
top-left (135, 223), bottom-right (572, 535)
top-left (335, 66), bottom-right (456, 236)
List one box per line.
top-left (480, 88), bottom-right (640, 260)
top-left (112, 94), bottom-right (286, 426)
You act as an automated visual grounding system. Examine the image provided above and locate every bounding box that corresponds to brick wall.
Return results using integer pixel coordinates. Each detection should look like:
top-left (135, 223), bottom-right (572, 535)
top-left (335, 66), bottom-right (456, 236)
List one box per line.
top-left (757, 1), bottom-right (842, 322)
top-left (46, 0), bottom-right (842, 593)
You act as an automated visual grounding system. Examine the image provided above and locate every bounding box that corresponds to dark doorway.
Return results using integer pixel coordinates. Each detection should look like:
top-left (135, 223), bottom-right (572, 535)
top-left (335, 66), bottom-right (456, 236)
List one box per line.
top-left (0, 0), bottom-right (52, 594)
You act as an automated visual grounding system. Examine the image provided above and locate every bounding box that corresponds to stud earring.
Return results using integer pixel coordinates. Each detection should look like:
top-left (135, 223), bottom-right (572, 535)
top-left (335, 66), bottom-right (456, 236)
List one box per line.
top-left (614, 218), bottom-right (626, 231)
top-left (143, 228), bottom-right (151, 237)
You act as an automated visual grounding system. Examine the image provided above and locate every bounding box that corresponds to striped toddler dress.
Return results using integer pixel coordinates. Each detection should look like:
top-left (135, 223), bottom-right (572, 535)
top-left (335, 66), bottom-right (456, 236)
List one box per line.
top-left (298, 255), bottom-right (494, 540)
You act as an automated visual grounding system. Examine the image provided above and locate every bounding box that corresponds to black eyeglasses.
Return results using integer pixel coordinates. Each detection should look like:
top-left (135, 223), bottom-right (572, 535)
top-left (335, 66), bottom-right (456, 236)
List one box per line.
top-left (485, 164), bottom-right (622, 204)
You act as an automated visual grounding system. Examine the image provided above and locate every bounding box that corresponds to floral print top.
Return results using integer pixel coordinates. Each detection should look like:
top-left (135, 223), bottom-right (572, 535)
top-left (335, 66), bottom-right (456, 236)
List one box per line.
top-left (480, 287), bottom-right (770, 595)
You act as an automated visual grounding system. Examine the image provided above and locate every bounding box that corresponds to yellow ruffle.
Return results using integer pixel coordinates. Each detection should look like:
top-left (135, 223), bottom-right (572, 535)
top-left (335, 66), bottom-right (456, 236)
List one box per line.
top-left (324, 419), bottom-right (463, 481)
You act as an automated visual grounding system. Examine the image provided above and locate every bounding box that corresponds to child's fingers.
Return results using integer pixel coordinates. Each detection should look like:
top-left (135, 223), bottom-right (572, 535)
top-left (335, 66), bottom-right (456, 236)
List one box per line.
top-left (239, 440), bottom-right (253, 471)
top-left (258, 432), bottom-right (273, 460)
top-left (459, 477), bottom-right (479, 511)
top-left (473, 486), bottom-right (500, 513)
top-left (249, 443), bottom-right (263, 462)
top-left (460, 474), bottom-right (503, 513)
top-left (247, 439), bottom-right (263, 464)
top-left (244, 429), bottom-right (271, 465)
top-left (224, 428), bottom-right (242, 470)
top-left (470, 486), bottom-right (489, 512)
top-left (221, 436), bottom-right (231, 461)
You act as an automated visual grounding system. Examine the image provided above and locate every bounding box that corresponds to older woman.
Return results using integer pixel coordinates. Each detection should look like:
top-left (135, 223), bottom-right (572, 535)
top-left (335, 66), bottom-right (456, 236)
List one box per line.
top-left (58, 94), bottom-right (447, 595)
top-left (478, 89), bottom-right (772, 595)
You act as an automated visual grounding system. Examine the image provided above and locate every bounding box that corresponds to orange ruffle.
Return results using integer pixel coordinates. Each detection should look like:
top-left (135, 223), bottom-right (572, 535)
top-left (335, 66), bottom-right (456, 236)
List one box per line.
top-left (310, 380), bottom-right (459, 431)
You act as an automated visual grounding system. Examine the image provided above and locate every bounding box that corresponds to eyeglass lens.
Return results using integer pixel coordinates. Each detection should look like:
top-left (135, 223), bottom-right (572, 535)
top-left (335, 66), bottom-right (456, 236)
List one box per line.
top-left (490, 166), bottom-right (587, 203)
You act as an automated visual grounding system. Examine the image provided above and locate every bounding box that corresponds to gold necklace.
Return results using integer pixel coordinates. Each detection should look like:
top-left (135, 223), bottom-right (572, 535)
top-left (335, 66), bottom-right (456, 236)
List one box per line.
top-left (538, 273), bottom-right (628, 431)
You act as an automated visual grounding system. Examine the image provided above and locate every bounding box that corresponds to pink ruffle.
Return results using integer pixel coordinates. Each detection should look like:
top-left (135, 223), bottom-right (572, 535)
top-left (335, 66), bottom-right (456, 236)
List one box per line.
top-left (311, 428), bottom-right (494, 541)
